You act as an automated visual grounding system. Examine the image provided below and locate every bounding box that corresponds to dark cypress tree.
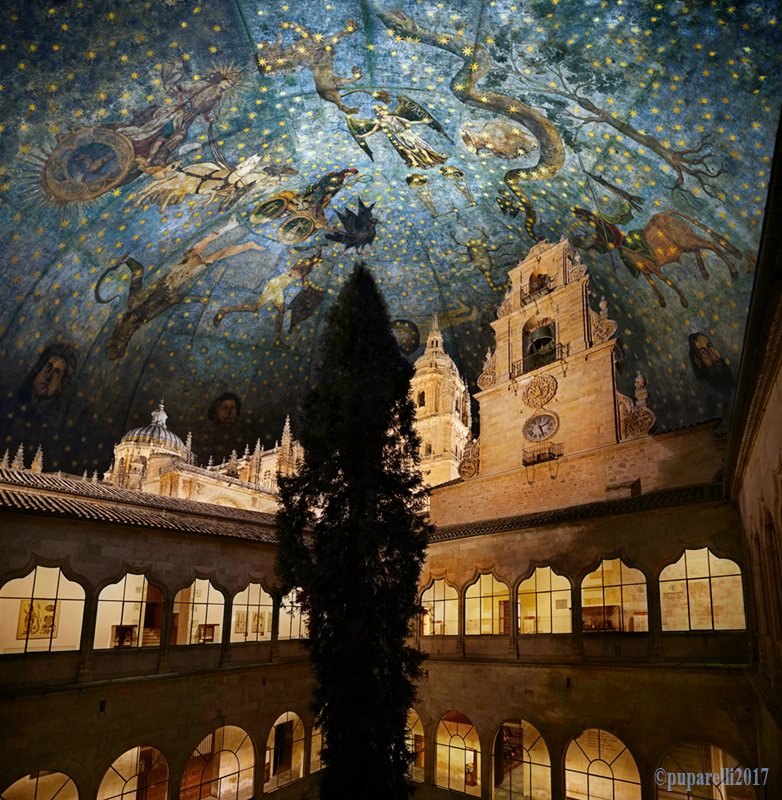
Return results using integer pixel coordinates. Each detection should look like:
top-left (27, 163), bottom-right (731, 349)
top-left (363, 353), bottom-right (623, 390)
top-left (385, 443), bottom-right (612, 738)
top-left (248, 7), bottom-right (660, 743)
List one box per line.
top-left (276, 263), bottom-right (430, 800)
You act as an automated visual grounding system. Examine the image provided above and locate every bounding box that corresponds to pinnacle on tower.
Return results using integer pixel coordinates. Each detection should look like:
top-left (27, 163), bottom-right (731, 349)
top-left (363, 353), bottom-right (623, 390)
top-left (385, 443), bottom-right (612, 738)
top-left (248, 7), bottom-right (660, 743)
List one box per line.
top-left (31, 446), bottom-right (44, 474)
top-left (185, 431), bottom-right (193, 451)
top-left (12, 444), bottom-right (25, 471)
top-left (425, 309), bottom-right (443, 352)
top-left (1, 449), bottom-right (10, 469)
top-left (244, 443), bottom-right (250, 458)
top-left (253, 439), bottom-right (262, 457)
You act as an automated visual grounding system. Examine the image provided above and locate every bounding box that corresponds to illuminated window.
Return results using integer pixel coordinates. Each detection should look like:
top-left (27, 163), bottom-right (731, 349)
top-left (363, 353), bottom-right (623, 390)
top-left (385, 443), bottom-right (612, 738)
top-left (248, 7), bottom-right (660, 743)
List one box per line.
top-left (278, 589), bottom-right (306, 640)
top-left (660, 548), bottom-right (746, 631)
top-left (230, 583), bottom-right (273, 643)
top-left (97, 746), bottom-right (169, 800)
top-left (94, 574), bottom-right (163, 649)
top-left (435, 711), bottom-right (480, 796)
top-left (581, 559), bottom-right (648, 633)
top-left (264, 712), bottom-right (304, 792)
top-left (656, 743), bottom-right (758, 799)
top-left (1, 773), bottom-right (78, 800)
top-left (172, 579), bottom-right (224, 645)
top-left (407, 710), bottom-right (425, 783)
top-left (492, 719), bottom-right (551, 800)
top-left (181, 726), bottom-right (254, 800)
top-left (421, 579), bottom-right (458, 636)
top-left (565, 729), bottom-right (641, 800)
top-left (0, 566), bottom-right (85, 654)
top-left (518, 566), bottom-right (572, 634)
top-left (310, 726), bottom-right (323, 774)
top-left (465, 573), bottom-right (510, 635)
top-left (263, 471), bottom-right (272, 489)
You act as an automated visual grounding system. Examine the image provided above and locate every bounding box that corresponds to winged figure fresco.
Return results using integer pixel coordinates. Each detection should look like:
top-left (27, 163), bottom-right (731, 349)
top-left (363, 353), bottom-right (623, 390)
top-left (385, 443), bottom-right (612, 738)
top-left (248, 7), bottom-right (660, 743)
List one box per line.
top-left (347, 95), bottom-right (453, 170)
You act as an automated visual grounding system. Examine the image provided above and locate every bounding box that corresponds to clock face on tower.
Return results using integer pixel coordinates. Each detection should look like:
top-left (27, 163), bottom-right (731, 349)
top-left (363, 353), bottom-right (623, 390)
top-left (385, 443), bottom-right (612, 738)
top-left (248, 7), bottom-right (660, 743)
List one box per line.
top-left (522, 411), bottom-right (559, 442)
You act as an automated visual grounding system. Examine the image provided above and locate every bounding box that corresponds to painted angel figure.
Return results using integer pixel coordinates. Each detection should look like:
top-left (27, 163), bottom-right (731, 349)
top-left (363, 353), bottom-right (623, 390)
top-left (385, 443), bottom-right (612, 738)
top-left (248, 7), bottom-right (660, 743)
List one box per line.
top-left (347, 96), bottom-right (453, 170)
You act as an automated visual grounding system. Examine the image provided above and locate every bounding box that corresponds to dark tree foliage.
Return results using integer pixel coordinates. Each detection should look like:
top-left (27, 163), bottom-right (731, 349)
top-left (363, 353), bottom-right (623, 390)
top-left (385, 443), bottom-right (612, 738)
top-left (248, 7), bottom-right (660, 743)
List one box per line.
top-left (276, 263), bottom-right (430, 800)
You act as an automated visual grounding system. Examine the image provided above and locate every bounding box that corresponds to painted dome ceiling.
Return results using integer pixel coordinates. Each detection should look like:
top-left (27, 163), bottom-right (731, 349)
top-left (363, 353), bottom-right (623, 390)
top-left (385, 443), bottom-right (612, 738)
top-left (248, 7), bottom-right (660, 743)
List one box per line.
top-left (0, 0), bottom-right (779, 472)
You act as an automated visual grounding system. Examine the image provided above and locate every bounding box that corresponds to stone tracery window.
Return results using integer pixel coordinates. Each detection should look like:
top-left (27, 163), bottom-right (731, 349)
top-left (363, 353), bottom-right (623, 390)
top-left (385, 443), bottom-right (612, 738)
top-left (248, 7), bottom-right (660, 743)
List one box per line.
top-left (278, 589), bottom-right (306, 640)
top-left (172, 578), bottom-right (224, 645)
top-left (492, 719), bottom-right (551, 800)
top-left (264, 712), bottom-right (304, 792)
top-left (565, 728), bottom-right (641, 800)
top-left (94, 574), bottom-right (164, 649)
top-left (518, 566), bottom-right (572, 634)
top-left (181, 725), bottom-right (254, 800)
top-left (97, 746), bottom-right (169, 800)
top-left (1, 773), bottom-right (78, 800)
top-left (407, 710), bottom-right (425, 783)
top-left (0, 566), bottom-right (85, 654)
top-left (421, 578), bottom-right (458, 636)
top-left (659, 548), bottom-right (746, 631)
top-left (465, 573), bottom-right (510, 635)
top-left (581, 559), bottom-right (648, 633)
top-left (435, 710), bottom-right (481, 796)
top-left (230, 582), bottom-right (273, 643)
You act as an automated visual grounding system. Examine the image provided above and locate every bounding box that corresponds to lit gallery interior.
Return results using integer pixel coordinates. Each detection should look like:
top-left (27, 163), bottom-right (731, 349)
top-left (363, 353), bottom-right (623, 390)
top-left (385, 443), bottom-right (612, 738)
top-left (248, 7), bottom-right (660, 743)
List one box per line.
top-left (0, 1), bottom-right (781, 799)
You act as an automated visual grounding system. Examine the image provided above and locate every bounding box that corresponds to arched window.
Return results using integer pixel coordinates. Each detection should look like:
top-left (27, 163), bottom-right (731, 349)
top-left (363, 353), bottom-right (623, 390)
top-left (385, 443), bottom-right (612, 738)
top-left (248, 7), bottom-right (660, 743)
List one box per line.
top-left (97, 746), bottom-right (169, 800)
top-left (181, 726), bottom-right (255, 800)
top-left (94, 575), bottom-right (164, 649)
top-left (656, 743), bottom-right (758, 799)
top-left (418, 391), bottom-right (426, 408)
top-left (493, 719), bottom-right (551, 800)
top-left (565, 729), bottom-right (641, 800)
top-left (465, 573), bottom-right (510, 635)
top-left (524, 322), bottom-right (558, 372)
top-left (581, 559), bottom-right (648, 632)
top-left (435, 710), bottom-right (480, 796)
top-left (518, 566), bottom-right (572, 634)
top-left (264, 712), bottom-right (304, 792)
top-left (310, 726), bottom-right (323, 774)
top-left (407, 710), bottom-right (425, 783)
top-left (172, 579), bottom-right (224, 645)
top-left (278, 589), bottom-right (306, 640)
top-left (0, 566), bottom-right (85, 654)
top-left (421, 579), bottom-right (458, 636)
top-left (659, 548), bottom-right (746, 631)
top-left (231, 583), bottom-right (273, 643)
top-left (1, 773), bottom-right (78, 800)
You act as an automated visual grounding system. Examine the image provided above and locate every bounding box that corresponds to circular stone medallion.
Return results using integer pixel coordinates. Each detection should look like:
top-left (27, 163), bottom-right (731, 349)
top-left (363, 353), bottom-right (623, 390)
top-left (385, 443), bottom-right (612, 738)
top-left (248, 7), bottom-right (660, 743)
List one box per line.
top-left (522, 374), bottom-right (558, 408)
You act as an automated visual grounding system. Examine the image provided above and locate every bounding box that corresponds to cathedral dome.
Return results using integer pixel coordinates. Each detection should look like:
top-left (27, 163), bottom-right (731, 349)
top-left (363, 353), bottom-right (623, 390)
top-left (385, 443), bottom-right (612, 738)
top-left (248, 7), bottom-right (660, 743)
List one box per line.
top-left (119, 402), bottom-right (187, 457)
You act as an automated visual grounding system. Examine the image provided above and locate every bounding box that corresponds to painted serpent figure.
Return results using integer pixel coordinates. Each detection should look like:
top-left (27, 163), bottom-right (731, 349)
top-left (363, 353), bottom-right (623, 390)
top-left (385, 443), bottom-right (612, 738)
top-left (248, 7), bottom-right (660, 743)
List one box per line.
top-left (378, 10), bottom-right (564, 240)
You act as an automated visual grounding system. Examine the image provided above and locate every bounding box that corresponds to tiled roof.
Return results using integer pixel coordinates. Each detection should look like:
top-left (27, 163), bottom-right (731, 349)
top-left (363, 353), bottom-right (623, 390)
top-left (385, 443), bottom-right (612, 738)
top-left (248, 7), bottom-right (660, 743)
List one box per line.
top-left (0, 469), bottom-right (277, 542)
top-left (430, 483), bottom-right (724, 542)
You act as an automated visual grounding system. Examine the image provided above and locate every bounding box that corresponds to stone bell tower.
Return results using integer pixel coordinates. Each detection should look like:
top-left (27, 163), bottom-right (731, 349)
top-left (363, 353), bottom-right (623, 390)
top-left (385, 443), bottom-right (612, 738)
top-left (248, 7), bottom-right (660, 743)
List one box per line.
top-left (410, 312), bottom-right (472, 487)
top-left (469, 237), bottom-right (655, 477)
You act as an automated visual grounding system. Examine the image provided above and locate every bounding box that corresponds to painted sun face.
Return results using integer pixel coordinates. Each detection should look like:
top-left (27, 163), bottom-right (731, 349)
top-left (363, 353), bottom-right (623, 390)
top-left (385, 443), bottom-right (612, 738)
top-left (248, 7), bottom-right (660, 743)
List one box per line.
top-left (522, 412), bottom-right (558, 442)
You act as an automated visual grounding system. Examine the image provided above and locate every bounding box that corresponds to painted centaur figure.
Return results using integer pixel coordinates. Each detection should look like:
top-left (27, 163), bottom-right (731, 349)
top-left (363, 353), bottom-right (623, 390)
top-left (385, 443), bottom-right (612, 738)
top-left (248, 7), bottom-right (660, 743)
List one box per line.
top-left (571, 203), bottom-right (746, 308)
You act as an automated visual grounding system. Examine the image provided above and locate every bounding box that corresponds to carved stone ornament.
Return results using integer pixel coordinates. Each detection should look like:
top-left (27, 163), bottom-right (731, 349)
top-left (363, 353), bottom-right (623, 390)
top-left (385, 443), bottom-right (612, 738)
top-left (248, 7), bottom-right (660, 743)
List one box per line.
top-left (458, 436), bottom-right (480, 480)
top-left (616, 370), bottom-right (657, 439)
top-left (477, 349), bottom-right (497, 390)
top-left (522, 374), bottom-right (558, 408)
top-left (590, 295), bottom-right (618, 345)
top-left (567, 251), bottom-right (588, 283)
top-left (496, 289), bottom-right (512, 319)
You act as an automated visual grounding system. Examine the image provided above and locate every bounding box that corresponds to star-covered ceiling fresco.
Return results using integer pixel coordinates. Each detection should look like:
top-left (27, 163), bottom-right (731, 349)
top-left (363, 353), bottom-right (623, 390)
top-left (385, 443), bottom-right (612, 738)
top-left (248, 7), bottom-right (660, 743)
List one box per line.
top-left (0, 0), bottom-right (779, 472)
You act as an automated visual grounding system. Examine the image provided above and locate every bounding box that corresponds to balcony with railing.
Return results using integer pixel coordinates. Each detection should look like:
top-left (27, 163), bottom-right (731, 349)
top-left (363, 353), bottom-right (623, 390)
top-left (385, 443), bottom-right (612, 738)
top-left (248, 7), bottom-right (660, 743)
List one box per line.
top-left (522, 441), bottom-right (564, 466)
top-left (510, 341), bottom-right (565, 378)
top-left (520, 275), bottom-right (557, 306)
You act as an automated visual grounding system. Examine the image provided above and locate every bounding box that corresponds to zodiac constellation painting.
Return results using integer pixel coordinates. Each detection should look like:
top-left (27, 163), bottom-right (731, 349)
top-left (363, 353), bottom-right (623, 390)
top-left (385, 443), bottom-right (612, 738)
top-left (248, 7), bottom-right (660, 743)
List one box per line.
top-left (0, 0), bottom-right (779, 471)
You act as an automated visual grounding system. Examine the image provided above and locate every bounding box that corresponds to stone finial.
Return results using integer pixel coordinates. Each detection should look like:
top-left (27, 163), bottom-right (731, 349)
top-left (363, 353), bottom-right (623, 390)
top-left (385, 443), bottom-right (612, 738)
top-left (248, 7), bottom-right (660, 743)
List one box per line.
top-left (253, 438), bottom-right (262, 457)
top-left (151, 400), bottom-right (168, 428)
top-left (11, 444), bottom-right (25, 471)
top-left (227, 449), bottom-right (239, 477)
top-left (185, 431), bottom-right (192, 451)
top-left (92, 471), bottom-right (99, 484)
top-left (244, 443), bottom-right (250, 458)
top-left (634, 370), bottom-right (649, 407)
top-left (1, 449), bottom-right (10, 469)
top-left (207, 455), bottom-right (214, 468)
top-left (82, 470), bottom-right (89, 481)
top-left (31, 446), bottom-right (44, 473)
